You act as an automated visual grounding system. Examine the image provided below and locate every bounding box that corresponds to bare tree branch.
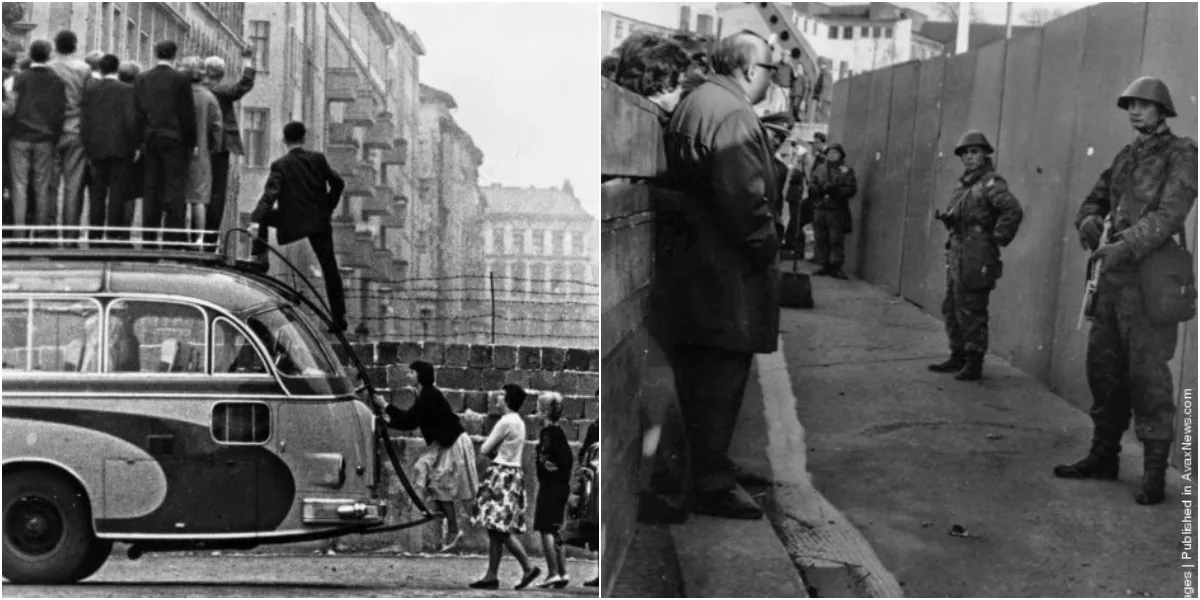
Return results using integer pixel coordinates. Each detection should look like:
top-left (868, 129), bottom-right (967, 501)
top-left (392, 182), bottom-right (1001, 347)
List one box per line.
top-left (935, 2), bottom-right (984, 23)
top-left (1018, 7), bottom-right (1068, 26)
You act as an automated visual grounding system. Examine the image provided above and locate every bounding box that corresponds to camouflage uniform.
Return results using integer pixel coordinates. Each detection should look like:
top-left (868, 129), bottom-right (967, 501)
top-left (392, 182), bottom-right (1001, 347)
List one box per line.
top-left (808, 150), bottom-right (857, 269)
top-left (1075, 123), bottom-right (1197, 445)
top-left (939, 159), bottom-right (1024, 355)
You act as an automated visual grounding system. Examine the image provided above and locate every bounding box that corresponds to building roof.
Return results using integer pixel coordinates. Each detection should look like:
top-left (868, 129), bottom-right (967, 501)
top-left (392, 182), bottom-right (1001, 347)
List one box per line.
top-left (482, 184), bottom-right (592, 219)
top-left (419, 83), bottom-right (457, 109)
top-left (917, 21), bottom-right (1038, 52)
top-left (789, 2), bottom-right (927, 27)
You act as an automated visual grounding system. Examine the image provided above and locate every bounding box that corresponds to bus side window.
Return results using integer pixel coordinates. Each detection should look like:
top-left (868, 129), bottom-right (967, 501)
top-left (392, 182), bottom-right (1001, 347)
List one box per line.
top-left (110, 300), bottom-right (206, 374)
top-left (2, 299), bottom-right (30, 371)
top-left (212, 318), bottom-right (266, 374)
top-left (24, 299), bottom-right (101, 373)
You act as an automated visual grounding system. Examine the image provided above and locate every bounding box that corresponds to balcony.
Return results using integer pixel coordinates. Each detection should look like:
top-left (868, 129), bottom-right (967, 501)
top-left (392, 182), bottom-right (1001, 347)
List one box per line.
top-left (362, 196), bottom-right (391, 217)
top-left (326, 144), bottom-right (358, 175)
top-left (343, 95), bottom-right (376, 126)
top-left (326, 68), bottom-right (358, 102)
top-left (364, 113), bottom-right (395, 150)
top-left (327, 122), bottom-right (359, 148)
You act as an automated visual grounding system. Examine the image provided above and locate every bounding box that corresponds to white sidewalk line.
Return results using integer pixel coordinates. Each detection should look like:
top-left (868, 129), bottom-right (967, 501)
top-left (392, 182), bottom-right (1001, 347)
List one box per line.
top-left (755, 335), bottom-right (906, 598)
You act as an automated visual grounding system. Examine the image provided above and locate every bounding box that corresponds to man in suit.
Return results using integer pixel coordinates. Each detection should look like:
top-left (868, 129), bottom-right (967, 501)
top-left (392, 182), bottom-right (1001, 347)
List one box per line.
top-left (660, 31), bottom-right (781, 520)
top-left (250, 122), bottom-right (348, 332)
top-left (134, 40), bottom-right (196, 248)
top-left (81, 54), bottom-right (140, 240)
top-left (117, 61), bottom-right (144, 221)
top-left (202, 49), bottom-right (256, 247)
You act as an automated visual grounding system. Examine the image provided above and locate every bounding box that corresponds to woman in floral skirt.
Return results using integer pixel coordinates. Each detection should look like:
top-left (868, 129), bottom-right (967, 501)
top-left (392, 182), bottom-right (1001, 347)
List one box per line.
top-left (469, 383), bottom-right (540, 590)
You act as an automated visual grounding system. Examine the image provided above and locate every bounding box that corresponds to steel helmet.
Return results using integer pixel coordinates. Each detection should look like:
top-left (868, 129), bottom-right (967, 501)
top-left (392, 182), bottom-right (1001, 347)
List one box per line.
top-left (1117, 76), bottom-right (1177, 117)
top-left (954, 130), bottom-right (994, 156)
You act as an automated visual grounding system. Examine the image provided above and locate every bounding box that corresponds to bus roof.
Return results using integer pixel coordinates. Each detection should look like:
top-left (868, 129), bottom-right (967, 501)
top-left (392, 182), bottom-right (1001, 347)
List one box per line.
top-left (3, 249), bottom-right (296, 316)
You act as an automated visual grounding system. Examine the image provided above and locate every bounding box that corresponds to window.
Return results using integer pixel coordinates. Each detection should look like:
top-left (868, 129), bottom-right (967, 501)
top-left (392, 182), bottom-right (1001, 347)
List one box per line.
top-left (861, 26), bottom-right (870, 36)
top-left (212, 402), bottom-right (270, 444)
top-left (512, 228), bottom-right (525, 255)
top-left (551, 231), bottom-right (565, 256)
top-left (885, 27), bottom-right (893, 39)
top-left (212, 318), bottom-right (267, 375)
top-left (246, 307), bottom-right (337, 377)
top-left (615, 20), bottom-right (624, 39)
top-left (112, 299), bottom-right (206, 373)
top-left (3, 299), bottom-right (101, 373)
top-left (244, 108), bottom-right (269, 168)
top-left (492, 227), bottom-right (505, 254)
top-left (829, 26), bottom-right (839, 39)
top-left (531, 229), bottom-right (544, 255)
top-left (873, 27), bottom-right (882, 38)
top-left (250, 20), bottom-right (270, 72)
top-left (530, 263), bottom-right (545, 293)
top-left (571, 233), bottom-right (585, 256)
top-left (843, 26), bottom-right (854, 39)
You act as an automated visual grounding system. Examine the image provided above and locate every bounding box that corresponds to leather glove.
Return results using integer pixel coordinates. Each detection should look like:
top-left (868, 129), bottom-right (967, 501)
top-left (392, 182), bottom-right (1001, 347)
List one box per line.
top-left (1092, 240), bottom-right (1133, 272)
top-left (1078, 215), bottom-right (1104, 250)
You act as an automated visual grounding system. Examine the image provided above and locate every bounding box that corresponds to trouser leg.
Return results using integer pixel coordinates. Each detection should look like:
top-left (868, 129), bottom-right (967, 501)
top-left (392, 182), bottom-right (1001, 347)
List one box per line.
top-left (207, 151), bottom-right (231, 246)
top-left (57, 133), bottom-right (86, 239)
top-left (672, 343), bottom-right (754, 494)
top-left (309, 230), bottom-right (347, 322)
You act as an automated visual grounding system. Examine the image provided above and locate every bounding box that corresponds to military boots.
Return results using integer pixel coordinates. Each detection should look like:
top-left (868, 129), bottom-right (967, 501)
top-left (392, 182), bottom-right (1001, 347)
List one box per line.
top-left (954, 352), bottom-right (984, 381)
top-left (928, 351), bottom-right (966, 373)
top-left (1135, 440), bottom-right (1172, 506)
top-left (1053, 438), bottom-right (1120, 480)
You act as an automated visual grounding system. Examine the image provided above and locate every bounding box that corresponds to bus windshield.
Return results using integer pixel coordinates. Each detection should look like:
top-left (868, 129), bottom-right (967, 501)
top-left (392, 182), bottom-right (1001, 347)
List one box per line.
top-left (247, 307), bottom-right (339, 378)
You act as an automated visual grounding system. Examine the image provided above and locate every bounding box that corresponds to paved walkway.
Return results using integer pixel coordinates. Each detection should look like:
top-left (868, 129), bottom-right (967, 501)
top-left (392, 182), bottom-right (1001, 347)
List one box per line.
top-left (771, 261), bottom-right (1191, 597)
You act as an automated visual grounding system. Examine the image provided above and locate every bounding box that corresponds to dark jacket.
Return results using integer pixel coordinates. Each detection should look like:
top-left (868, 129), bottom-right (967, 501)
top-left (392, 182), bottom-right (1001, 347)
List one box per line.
top-left (134, 64), bottom-right (197, 149)
top-left (660, 74), bottom-right (781, 354)
top-left (81, 77), bottom-right (139, 161)
top-left (942, 159), bottom-right (1024, 289)
top-left (204, 66), bottom-right (256, 155)
top-left (9, 66), bottom-right (66, 143)
top-left (251, 147), bottom-right (345, 245)
top-left (808, 145), bottom-right (857, 210)
top-left (537, 424), bottom-right (574, 485)
top-left (579, 420), bottom-right (598, 463)
top-left (1077, 124), bottom-right (1196, 285)
top-left (383, 385), bottom-right (466, 448)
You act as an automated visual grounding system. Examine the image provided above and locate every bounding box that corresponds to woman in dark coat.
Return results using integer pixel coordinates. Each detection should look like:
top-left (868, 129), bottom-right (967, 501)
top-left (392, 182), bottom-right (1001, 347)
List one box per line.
top-left (372, 361), bottom-right (478, 552)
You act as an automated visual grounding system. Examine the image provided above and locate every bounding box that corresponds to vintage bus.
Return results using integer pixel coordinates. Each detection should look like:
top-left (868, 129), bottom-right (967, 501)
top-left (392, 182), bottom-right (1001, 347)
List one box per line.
top-left (2, 234), bottom-right (417, 584)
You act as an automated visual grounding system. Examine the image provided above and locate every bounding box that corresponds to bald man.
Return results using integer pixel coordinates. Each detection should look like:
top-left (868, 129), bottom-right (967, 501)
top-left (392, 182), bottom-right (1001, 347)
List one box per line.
top-left (658, 31), bottom-right (781, 520)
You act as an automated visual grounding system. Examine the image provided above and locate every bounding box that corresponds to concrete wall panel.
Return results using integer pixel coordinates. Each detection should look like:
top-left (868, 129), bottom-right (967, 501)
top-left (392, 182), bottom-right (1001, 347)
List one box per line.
top-left (828, 78), bottom-right (852, 146)
top-left (1050, 3), bottom-right (1149, 407)
top-left (989, 29), bottom-right (1056, 381)
top-left (899, 57), bottom-right (947, 306)
top-left (966, 40), bottom-right (1007, 145)
top-left (1141, 1), bottom-right (1198, 466)
top-left (848, 69), bottom-right (896, 277)
top-left (859, 61), bottom-right (919, 293)
top-left (912, 52), bottom-right (978, 316)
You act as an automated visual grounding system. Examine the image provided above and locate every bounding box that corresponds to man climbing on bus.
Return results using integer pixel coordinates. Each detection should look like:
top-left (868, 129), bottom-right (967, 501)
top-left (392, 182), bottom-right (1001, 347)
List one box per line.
top-left (249, 121), bottom-right (348, 333)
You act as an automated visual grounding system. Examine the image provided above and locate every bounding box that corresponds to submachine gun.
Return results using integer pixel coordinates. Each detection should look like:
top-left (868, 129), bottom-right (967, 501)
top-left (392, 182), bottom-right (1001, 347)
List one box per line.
top-left (1077, 216), bottom-right (1114, 330)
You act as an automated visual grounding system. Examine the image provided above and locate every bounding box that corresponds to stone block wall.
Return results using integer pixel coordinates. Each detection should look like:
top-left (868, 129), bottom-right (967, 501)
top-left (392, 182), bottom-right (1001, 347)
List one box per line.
top-left (325, 340), bottom-right (600, 557)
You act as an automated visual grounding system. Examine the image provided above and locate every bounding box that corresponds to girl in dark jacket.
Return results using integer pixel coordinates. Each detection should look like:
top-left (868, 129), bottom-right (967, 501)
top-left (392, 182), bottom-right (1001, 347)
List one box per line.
top-left (373, 361), bottom-right (478, 552)
top-left (533, 392), bottom-right (574, 589)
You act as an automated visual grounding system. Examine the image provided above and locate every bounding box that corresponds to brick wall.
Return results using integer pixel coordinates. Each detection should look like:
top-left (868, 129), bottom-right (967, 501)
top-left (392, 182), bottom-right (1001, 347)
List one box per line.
top-left (326, 340), bottom-right (600, 557)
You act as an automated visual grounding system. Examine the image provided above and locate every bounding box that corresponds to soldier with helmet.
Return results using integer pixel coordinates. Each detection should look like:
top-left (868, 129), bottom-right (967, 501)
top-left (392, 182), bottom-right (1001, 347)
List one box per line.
top-left (928, 130), bottom-right (1024, 381)
top-left (807, 142), bottom-right (857, 278)
top-left (1053, 77), bottom-right (1197, 506)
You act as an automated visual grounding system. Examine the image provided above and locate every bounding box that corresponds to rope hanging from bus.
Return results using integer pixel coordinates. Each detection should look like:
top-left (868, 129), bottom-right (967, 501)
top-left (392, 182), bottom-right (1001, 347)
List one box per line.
top-left (223, 228), bottom-right (439, 535)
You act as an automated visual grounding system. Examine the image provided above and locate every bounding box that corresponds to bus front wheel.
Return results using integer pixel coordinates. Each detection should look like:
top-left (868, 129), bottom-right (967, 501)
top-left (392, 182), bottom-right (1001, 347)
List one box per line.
top-left (3, 469), bottom-right (112, 584)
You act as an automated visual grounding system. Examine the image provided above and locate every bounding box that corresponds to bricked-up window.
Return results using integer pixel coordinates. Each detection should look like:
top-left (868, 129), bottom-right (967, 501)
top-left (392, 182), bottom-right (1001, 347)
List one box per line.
top-left (111, 299), bottom-right (207, 373)
top-left (532, 229), bottom-right (544, 255)
top-left (250, 20), bottom-right (270, 72)
top-left (244, 108), bottom-right (269, 167)
top-left (552, 231), bottom-right (565, 256)
top-left (212, 402), bottom-right (270, 444)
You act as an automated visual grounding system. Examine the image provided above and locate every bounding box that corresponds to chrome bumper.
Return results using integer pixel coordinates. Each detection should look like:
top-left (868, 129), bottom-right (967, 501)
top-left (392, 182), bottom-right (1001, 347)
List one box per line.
top-left (301, 498), bottom-right (388, 524)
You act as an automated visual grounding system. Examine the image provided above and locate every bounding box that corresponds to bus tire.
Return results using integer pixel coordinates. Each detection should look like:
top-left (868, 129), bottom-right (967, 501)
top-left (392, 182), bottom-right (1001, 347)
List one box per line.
top-left (3, 468), bottom-right (108, 584)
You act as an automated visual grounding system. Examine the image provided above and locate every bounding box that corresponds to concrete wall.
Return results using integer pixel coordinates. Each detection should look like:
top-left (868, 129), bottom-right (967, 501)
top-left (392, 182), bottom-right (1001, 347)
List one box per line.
top-left (600, 77), bottom-right (665, 598)
top-left (827, 2), bottom-right (1198, 465)
top-left (320, 341), bottom-right (599, 556)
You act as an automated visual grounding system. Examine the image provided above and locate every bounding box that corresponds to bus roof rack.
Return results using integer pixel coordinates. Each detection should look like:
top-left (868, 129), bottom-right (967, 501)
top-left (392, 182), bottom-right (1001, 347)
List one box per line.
top-left (2, 226), bottom-right (228, 264)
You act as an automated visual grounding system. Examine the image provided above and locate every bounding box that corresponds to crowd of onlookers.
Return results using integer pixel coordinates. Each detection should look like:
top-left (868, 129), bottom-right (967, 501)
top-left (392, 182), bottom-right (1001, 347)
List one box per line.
top-left (2, 30), bottom-right (255, 248)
